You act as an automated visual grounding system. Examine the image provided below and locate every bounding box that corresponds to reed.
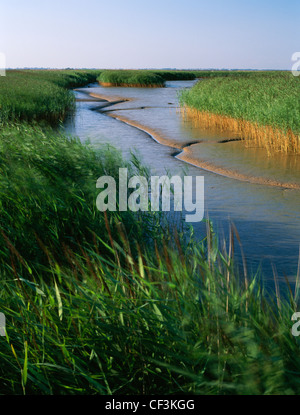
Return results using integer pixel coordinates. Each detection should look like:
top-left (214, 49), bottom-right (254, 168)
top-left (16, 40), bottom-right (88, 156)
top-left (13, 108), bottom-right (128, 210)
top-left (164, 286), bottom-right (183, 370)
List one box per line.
top-left (97, 70), bottom-right (197, 87)
top-left (0, 70), bottom-right (101, 124)
top-left (180, 72), bottom-right (300, 155)
top-left (1, 69), bottom-right (299, 395)
top-left (98, 70), bottom-right (165, 87)
top-left (181, 107), bottom-right (300, 155)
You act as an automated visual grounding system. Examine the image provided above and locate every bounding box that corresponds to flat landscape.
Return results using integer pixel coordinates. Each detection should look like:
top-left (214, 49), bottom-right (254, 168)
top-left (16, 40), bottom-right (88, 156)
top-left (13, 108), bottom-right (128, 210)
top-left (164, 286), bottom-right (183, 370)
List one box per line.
top-left (1, 0), bottom-right (300, 398)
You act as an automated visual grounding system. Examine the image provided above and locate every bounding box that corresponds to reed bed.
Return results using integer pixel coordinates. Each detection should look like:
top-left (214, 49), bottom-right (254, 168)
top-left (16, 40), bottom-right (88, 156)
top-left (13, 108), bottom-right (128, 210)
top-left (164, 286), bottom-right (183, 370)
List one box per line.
top-left (98, 70), bottom-right (165, 87)
top-left (180, 72), bottom-right (300, 155)
top-left (1, 70), bottom-right (300, 395)
top-left (181, 107), bottom-right (300, 155)
top-left (97, 70), bottom-right (197, 88)
top-left (0, 70), bottom-right (101, 124)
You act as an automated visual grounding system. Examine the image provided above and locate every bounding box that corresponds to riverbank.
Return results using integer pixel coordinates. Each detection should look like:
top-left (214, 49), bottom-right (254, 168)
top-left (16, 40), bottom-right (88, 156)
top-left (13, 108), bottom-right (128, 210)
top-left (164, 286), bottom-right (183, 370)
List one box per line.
top-left (1, 120), bottom-right (300, 395)
top-left (180, 72), bottom-right (300, 155)
top-left (97, 69), bottom-right (197, 88)
top-left (86, 89), bottom-right (300, 189)
top-left (1, 70), bottom-right (300, 395)
top-left (0, 70), bottom-right (101, 123)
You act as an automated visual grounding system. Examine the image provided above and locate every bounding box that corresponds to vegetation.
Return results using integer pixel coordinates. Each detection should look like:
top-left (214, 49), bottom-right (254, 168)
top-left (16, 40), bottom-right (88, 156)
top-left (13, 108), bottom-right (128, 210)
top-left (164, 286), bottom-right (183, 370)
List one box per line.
top-left (97, 69), bottom-right (196, 87)
top-left (0, 69), bottom-right (299, 395)
top-left (0, 124), bottom-right (148, 274)
top-left (0, 70), bottom-right (101, 124)
top-left (0, 121), bottom-right (299, 395)
top-left (180, 71), bottom-right (300, 154)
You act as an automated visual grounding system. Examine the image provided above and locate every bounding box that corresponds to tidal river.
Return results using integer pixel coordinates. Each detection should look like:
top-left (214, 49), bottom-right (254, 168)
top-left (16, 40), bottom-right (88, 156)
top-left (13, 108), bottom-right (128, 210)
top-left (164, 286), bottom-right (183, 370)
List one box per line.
top-left (64, 80), bottom-right (300, 290)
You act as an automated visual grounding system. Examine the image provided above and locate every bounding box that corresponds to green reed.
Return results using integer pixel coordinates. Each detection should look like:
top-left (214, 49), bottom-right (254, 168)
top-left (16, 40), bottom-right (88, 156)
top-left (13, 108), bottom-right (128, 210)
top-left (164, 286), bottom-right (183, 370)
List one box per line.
top-left (180, 71), bottom-right (300, 153)
top-left (97, 70), bottom-right (197, 87)
top-left (0, 70), bottom-right (101, 124)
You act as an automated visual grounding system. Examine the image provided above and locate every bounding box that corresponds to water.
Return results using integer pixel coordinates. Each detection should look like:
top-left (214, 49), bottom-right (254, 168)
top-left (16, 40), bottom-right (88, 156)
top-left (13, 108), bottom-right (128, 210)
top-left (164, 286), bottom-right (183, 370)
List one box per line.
top-left (64, 80), bottom-right (300, 288)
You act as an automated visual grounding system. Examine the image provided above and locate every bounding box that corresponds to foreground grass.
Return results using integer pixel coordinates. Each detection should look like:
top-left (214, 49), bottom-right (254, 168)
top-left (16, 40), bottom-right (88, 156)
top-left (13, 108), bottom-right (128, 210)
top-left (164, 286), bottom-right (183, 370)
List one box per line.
top-left (180, 71), bottom-right (300, 154)
top-left (1, 221), bottom-right (300, 395)
top-left (0, 70), bottom-right (101, 123)
top-left (0, 123), bottom-right (300, 395)
top-left (0, 123), bottom-right (150, 273)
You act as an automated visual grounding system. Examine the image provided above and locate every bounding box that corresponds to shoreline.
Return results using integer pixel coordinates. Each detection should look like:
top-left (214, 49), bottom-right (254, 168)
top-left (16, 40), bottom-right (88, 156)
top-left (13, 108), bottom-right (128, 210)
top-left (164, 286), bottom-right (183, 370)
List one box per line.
top-left (82, 89), bottom-right (300, 190)
top-left (98, 82), bottom-right (164, 88)
top-left (176, 146), bottom-right (300, 190)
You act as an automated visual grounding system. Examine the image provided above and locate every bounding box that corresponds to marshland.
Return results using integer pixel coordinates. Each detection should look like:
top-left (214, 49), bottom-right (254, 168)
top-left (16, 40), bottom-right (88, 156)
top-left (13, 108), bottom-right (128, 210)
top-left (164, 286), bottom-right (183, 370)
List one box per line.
top-left (0, 67), bottom-right (300, 396)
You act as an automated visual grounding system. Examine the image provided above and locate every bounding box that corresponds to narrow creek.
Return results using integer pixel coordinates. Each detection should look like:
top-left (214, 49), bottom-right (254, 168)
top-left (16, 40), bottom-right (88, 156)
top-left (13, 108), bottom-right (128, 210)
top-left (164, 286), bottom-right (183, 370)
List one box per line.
top-left (64, 80), bottom-right (300, 289)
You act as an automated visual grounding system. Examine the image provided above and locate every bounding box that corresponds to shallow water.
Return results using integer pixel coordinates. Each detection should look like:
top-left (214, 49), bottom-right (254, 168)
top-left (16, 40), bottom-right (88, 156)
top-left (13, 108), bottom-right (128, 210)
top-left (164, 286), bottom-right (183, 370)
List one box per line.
top-left (64, 80), bottom-right (300, 288)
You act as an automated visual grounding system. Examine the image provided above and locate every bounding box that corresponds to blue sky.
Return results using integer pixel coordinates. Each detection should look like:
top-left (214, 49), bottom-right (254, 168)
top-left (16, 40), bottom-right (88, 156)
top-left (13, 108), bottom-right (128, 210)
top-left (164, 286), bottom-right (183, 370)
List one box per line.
top-left (0, 0), bottom-right (299, 69)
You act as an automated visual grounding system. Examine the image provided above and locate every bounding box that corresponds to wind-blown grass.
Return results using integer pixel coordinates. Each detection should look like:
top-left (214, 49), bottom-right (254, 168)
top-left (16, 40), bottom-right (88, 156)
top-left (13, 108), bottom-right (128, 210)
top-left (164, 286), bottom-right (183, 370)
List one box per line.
top-left (0, 123), bottom-right (153, 274)
top-left (180, 71), bottom-right (300, 154)
top-left (0, 207), bottom-right (300, 394)
top-left (0, 122), bottom-right (299, 395)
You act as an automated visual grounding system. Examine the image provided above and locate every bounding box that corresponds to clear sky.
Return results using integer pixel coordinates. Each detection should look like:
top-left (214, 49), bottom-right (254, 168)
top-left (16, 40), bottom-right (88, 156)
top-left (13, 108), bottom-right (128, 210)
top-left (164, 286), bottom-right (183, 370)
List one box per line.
top-left (0, 0), bottom-right (299, 69)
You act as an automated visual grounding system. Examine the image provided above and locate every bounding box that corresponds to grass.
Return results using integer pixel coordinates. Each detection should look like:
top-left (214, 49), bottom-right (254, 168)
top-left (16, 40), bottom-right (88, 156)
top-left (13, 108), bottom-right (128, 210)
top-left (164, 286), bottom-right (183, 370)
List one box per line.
top-left (0, 123), bottom-right (153, 275)
top-left (180, 71), bottom-right (300, 155)
top-left (1, 69), bottom-right (300, 395)
top-left (0, 122), bottom-right (300, 395)
top-left (97, 70), bottom-right (196, 87)
top-left (0, 70), bottom-right (101, 124)
top-left (1, 181), bottom-right (300, 394)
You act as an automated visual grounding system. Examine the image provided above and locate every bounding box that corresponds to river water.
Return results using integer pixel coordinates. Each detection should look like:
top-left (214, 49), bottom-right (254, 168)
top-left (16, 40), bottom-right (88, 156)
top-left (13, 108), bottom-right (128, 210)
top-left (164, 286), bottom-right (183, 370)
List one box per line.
top-left (64, 80), bottom-right (300, 289)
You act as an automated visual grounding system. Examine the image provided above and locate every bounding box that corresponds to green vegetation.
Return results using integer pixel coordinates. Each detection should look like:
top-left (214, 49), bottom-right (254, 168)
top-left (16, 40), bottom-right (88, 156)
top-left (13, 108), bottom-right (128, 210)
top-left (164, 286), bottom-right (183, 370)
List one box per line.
top-left (180, 71), bottom-right (300, 133)
top-left (153, 70), bottom-right (197, 81)
top-left (97, 69), bottom-right (196, 87)
top-left (0, 123), bottom-right (148, 274)
top-left (180, 71), bottom-right (300, 154)
top-left (0, 129), bottom-right (299, 394)
top-left (0, 69), bottom-right (299, 395)
top-left (98, 70), bottom-right (165, 87)
top-left (0, 70), bottom-right (101, 124)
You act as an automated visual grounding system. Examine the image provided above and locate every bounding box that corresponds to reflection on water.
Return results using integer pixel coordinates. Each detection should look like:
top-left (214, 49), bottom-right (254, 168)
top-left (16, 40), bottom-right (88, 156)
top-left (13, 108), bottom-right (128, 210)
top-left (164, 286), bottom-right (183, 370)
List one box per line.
top-left (64, 81), bottom-right (300, 289)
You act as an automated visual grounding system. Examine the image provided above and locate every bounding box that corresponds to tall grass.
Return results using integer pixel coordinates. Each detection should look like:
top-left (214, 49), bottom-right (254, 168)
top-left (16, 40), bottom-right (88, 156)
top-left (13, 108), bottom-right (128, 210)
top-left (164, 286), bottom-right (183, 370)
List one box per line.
top-left (97, 70), bottom-right (196, 87)
top-left (1, 208), bottom-right (300, 394)
top-left (180, 71), bottom-right (300, 155)
top-left (0, 70), bottom-right (101, 124)
top-left (0, 123), bottom-right (299, 395)
top-left (98, 70), bottom-right (165, 87)
top-left (1, 69), bottom-right (300, 395)
top-left (0, 123), bottom-right (154, 275)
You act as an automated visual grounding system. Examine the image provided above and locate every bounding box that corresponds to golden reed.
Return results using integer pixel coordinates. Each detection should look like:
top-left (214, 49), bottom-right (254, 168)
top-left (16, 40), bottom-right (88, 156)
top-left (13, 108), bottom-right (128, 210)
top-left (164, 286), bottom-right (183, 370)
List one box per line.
top-left (181, 107), bottom-right (300, 155)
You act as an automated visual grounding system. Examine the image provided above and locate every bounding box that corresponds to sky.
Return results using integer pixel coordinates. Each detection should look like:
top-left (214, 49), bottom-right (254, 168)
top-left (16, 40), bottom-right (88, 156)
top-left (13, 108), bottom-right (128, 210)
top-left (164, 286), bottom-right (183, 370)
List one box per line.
top-left (0, 0), bottom-right (299, 70)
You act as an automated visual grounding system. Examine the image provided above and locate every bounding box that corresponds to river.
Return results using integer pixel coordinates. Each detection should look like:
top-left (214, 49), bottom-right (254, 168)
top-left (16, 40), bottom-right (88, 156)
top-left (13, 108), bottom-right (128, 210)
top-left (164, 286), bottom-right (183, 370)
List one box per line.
top-left (64, 80), bottom-right (300, 290)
